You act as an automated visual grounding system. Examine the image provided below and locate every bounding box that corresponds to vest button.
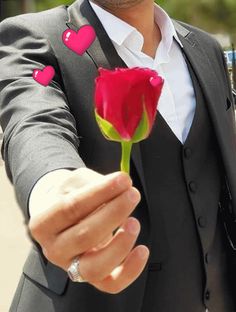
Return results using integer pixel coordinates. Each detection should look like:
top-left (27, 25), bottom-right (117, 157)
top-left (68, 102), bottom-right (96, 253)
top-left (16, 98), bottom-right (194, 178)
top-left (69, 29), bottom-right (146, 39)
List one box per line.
top-left (198, 216), bottom-right (207, 228)
top-left (184, 147), bottom-right (192, 159)
top-left (189, 181), bottom-right (197, 193)
top-left (205, 289), bottom-right (210, 300)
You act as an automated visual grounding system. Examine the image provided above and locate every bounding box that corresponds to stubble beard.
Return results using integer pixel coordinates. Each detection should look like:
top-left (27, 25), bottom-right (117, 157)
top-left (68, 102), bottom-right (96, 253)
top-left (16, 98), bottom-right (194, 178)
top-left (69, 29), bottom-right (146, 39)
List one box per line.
top-left (91, 0), bottom-right (145, 10)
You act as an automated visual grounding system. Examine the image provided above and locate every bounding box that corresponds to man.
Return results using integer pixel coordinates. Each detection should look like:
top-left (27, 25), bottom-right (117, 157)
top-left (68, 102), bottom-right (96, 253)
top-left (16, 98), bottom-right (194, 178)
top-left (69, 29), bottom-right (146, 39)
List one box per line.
top-left (0, 0), bottom-right (236, 311)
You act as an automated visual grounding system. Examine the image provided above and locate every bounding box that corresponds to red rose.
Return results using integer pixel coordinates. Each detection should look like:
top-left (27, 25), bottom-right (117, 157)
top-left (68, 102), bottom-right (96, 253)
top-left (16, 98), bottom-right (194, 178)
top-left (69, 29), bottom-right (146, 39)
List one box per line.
top-left (95, 67), bottom-right (164, 141)
top-left (94, 67), bottom-right (164, 173)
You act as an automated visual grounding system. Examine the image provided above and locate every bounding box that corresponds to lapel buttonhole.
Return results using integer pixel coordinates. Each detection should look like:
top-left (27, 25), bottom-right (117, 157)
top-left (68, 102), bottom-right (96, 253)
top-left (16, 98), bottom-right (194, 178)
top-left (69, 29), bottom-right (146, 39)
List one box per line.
top-left (226, 98), bottom-right (232, 110)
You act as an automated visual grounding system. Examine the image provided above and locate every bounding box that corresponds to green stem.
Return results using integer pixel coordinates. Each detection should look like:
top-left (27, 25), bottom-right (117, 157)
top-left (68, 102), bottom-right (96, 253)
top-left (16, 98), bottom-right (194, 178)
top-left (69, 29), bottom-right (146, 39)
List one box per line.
top-left (120, 141), bottom-right (133, 175)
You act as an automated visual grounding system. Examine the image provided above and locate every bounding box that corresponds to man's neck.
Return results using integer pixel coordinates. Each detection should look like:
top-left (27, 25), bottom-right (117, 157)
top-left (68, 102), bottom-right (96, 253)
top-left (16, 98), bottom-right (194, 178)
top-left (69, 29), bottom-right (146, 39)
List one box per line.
top-left (92, 0), bottom-right (161, 58)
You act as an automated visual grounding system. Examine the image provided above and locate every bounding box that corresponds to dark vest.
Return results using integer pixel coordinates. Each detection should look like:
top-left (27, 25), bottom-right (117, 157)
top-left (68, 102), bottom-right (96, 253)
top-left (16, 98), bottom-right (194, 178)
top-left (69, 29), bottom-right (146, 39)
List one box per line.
top-left (136, 56), bottom-right (235, 312)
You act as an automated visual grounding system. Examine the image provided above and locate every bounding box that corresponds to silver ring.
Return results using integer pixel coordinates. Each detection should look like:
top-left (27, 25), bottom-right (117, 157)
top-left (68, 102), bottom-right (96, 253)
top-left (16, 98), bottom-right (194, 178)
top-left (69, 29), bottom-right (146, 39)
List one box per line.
top-left (67, 257), bottom-right (87, 283)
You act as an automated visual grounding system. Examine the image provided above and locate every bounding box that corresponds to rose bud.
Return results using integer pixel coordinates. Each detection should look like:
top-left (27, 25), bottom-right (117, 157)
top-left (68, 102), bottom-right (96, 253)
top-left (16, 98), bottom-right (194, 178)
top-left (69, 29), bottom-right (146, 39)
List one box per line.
top-left (94, 67), bottom-right (164, 174)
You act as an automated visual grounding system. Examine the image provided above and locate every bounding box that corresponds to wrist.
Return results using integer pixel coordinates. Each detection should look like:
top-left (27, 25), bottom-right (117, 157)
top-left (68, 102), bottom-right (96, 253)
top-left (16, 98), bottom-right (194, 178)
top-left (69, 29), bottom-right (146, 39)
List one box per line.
top-left (29, 169), bottom-right (72, 218)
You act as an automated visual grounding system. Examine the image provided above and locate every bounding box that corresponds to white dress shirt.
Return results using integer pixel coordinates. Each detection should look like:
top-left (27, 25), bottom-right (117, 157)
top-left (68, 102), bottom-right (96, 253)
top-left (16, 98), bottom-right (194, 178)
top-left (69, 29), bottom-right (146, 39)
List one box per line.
top-left (89, 1), bottom-right (196, 144)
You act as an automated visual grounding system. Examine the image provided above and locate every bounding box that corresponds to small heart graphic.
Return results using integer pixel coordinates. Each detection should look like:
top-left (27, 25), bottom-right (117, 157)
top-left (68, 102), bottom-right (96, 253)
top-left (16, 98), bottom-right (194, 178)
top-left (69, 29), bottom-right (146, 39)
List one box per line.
top-left (149, 76), bottom-right (163, 87)
top-left (33, 66), bottom-right (55, 86)
top-left (62, 25), bottom-right (96, 56)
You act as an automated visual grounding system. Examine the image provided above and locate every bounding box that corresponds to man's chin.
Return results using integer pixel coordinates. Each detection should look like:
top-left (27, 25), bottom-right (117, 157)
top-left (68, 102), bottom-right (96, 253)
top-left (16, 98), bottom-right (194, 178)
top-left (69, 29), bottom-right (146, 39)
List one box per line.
top-left (90, 0), bottom-right (145, 10)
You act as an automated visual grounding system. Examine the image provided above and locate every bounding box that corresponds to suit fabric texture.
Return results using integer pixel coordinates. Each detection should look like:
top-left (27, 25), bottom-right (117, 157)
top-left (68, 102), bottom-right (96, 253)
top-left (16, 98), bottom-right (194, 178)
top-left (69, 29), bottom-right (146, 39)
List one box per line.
top-left (0, 0), bottom-right (236, 311)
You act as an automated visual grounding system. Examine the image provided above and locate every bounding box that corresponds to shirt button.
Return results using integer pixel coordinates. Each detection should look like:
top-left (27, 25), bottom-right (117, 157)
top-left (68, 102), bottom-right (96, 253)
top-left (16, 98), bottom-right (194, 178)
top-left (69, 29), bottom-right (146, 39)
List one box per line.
top-left (198, 216), bottom-right (207, 228)
top-left (205, 290), bottom-right (210, 300)
top-left (189, 181), bottom-right (198, 193)
top-left (184, 147), bottom-right (192, 159)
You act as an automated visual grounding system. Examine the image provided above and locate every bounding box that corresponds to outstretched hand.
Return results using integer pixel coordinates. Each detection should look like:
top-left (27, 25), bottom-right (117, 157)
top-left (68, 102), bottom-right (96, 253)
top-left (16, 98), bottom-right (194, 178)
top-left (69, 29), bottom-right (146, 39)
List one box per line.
top-left (29, 167), bottom-right (150, 294)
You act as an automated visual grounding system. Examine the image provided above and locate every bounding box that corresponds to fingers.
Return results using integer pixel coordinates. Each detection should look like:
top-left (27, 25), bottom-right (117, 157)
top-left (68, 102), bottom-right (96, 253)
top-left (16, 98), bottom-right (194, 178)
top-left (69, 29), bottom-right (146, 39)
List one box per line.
top-left (29, 171), bottom-right (133, 238)
top-left (28, 167), bottom-right (149, 295)
top-left (76, 217), bottom-right (141, 282)
top-left (57, 168), bottom-right (105, 194)
top-left (91, 244), bottom-right (150, 294)
top-left (42, 188), bottom-right (141, 266)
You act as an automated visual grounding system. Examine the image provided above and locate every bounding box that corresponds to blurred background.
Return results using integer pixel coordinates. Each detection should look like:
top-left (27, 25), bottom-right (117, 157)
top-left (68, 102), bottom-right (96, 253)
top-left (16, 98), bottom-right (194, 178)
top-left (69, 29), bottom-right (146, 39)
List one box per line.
top-left (0, 0), bottom-right (235, 311)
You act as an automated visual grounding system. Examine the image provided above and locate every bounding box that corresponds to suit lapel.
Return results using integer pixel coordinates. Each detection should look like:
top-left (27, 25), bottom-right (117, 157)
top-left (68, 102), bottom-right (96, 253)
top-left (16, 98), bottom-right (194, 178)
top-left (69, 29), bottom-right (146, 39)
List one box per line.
top-left (172, 20), bottom-right (234, 140)
top-left (67, 0), bottom-right (127, 69)
top-left (172, 20), bottom-right (226, 123)
top-left (66, 0), bottom-right (150, 209)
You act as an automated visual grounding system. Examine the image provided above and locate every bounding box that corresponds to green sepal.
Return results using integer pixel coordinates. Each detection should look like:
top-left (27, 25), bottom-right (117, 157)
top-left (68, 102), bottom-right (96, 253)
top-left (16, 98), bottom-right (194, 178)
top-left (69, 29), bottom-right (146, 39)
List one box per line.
top-left (95, 110), bottom-right (122, 142)
top-left (131, 104), bottom-right (149, 143)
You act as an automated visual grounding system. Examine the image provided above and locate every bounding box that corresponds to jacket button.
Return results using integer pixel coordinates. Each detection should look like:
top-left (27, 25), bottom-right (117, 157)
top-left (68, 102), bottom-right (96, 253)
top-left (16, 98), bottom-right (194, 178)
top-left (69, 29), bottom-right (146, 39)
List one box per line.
top-left (184, 147), bottom-right (192, 159)
top-left (205, 289), bottom-right (210, 300)
top-left (189, 181), bottom-right (197, 193)
top-left (198, 216), bottom-right (207, 228)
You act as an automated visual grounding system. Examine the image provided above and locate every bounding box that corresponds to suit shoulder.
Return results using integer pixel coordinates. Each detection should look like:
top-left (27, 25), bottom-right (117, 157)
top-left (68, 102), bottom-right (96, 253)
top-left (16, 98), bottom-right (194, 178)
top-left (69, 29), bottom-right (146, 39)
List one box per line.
top-left (0, 5), bottom-right (68, 38)
top-left (174, 20), bottom-right (221, 50)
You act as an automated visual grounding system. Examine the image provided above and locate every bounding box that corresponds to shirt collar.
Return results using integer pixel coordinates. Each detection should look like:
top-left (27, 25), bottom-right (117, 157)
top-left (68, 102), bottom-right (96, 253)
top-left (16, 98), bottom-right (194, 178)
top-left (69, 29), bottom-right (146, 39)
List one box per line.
top-left (89, 0), bottom-right (183, 60)
top-left (153, 3), bottom-right (183, 63)
top-left (153, 4), bottom-right (183, 50)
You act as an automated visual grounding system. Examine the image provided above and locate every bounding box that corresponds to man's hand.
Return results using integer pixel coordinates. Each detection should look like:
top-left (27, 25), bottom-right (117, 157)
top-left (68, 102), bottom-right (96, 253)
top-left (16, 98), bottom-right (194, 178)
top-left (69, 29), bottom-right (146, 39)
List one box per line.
top-left (28, 168), bottom-right (149, 294)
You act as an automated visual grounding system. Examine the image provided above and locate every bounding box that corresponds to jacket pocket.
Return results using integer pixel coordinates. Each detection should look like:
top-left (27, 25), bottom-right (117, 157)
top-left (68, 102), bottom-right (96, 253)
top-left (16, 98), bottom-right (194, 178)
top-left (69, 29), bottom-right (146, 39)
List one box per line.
top-left (23, 246), bottom-right (68, 295)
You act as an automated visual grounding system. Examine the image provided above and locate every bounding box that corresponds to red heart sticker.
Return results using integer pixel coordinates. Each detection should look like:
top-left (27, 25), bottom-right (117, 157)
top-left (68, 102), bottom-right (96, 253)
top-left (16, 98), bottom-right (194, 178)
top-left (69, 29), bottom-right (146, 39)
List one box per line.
top-left (62, 25), bottom-right (96, 56)
top-left (33, 66), bottom-right (55, 86)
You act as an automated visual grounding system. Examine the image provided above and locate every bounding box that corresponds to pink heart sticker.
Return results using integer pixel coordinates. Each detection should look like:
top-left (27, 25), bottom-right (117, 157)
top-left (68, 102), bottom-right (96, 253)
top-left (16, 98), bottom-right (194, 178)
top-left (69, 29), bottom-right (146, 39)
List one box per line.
top-left (62, 25), bottom-right (96, 56)
top-left (149, 76), bottom-right (163, 87)
top-left (33, 66), bottom-right (55, 87)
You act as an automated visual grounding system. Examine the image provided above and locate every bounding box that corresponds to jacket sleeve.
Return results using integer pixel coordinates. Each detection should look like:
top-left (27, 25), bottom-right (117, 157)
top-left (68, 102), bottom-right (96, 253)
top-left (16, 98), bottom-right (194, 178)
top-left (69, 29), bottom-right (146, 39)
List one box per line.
top-left (0, 16), bottom-right (86, 222)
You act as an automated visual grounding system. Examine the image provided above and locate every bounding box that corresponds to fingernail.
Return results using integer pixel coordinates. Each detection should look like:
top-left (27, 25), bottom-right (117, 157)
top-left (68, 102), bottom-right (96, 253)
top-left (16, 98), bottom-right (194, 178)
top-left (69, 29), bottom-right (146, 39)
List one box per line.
top-left (127, 219), bottom-right (140, 235)
top-left (116, 173), bottom-right (131, 188)
top-left (127, 188), bottom-right (140, 203)
top-left (137, 246), bottom-right (149, 259)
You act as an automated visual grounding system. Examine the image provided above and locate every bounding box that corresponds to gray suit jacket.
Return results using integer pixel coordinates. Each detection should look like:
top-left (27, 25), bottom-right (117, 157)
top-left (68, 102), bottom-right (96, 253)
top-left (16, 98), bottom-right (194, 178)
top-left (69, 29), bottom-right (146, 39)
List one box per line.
top-left (0, 0), bottom-right (236, 311)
